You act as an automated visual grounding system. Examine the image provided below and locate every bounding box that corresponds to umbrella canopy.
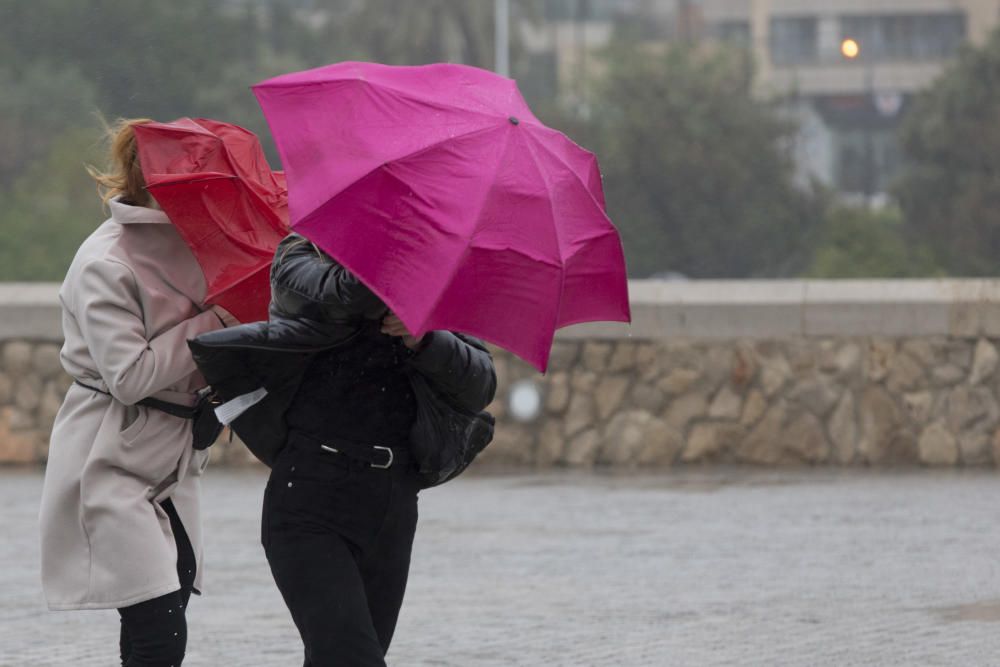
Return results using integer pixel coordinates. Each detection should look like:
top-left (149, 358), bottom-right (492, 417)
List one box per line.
top-left (253, 62), bottom-right (629, 371)
top-left (134, 118), bottom-right (288, 323)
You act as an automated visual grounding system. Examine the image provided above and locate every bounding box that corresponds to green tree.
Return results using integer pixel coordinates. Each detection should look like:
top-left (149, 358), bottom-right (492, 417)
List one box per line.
top-left (896, 28), bottom-right (1000, 275)
top-left (806, 206), bottom-right (945, 278)
top-left (0, 128), bottom-right (104, 281)
top-left (0, 0), bottom-right (249, 122)
top-left (553, 42), bottom-right (822, 278)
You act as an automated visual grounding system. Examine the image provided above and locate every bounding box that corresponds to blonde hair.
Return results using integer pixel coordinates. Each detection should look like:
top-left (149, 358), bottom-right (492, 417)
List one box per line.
top-left (86, 118), bottom-right (154, 208)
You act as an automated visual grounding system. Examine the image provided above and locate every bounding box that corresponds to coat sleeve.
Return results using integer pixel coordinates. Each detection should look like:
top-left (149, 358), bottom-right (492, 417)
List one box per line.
top-left (408, 331), bottom-right (497, 414)
top-left (270, 234), bottom-right (387, 322)
top-left (74, 258), bottom-right (228, 405)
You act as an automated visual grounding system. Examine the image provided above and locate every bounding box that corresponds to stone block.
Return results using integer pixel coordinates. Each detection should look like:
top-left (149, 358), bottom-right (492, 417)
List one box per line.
top-left (820, 342), bottom-right (861, 378)
top-left (858, 386), bottom-right (916, 464)
top-left (535, 420), bottom-right (564, 466)
top-left (564, 393), bottom-right (596, 437)
top-left (598, 411), bottom-right (652, 465)
top-left (740, 389), bottom-right (768, 426)
top-left (864, 339), bottom-right (895, 383)
top-left (730, 344), bottom-right (758, 388)
top-left (788, 376), bottom-right (841, 417)
top-left (1, 342), bottom-right (33, 375)
top-left (827, 392), bottom-right (857, 464)
top-left (547, 341), bottom-right (580, 371)
top-left (0, 407), bottom-right (41, 463)
top-left (480, 423), bottom-right (535, 465)
top-left (544, 372), bottom-right (570, 414)
top-left (0, 372), bottom-right (11, 405)
top-left (563, 429), bottom-right (601, 466)
top-left (14, 375), bottom-right (42, 413)
top-left (902, 392), bottom-right (934, 426)
top-left (945, 386), bottom-right (999, 433)
top-left (32, 344), bottom-right (63, 379)
top-left (779, 412), bottom-right (829, 463)
top-left (664, 393), bottom-right (708, 432)
top-left (630, 383), bottom-right (667, 413)
top-left (736, 402), bottom-right (787, 464)
top-left (607, 343), bottom-right (637, 373)
top-left (581, 342), bottom-right (613, 373)
top-left (636, 420), bottom-right (684, 466)
top-left (658, 368), bottom-right (702, 396)
top-left (931, 364), bottom-right (966, 386)
top-left (708, 385), bottom-right (743, 420)
top-left (759, 354), bottom-right (791, 398)
top-left (886, 352), bottom-right (927, 394)
top-left (969, 339), bottom-right (999, 385)
top-left (595, 375), bottom-right (631, 421)
top-left (682, 422), bottom-right (746, 463)
top-left (918, 421), bottom-right (958, 466)
top-left (570, 370), bottom-right (598, 393)
top-left (958, 429), bottom-right (992, 466)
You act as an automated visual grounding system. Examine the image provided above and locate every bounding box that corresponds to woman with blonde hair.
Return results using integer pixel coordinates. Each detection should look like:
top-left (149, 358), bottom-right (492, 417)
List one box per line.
top-left (38, 118), bottom-right (237, 666)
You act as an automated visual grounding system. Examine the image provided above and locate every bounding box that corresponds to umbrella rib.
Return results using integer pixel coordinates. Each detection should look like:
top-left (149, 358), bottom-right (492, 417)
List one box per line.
top-left (519, 132), bottom-right (567, 344)
top-left (412, 125), bottom-right (515, 335)
top-left (524, 126), bottom-right (609, 215)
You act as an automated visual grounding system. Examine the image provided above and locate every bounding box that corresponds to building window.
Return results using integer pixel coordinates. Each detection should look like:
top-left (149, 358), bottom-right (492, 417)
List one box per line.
top-left (714, 20), bottom-right (751, 47)
top-left (839, 13), bottom-right (966, 62)
top-left (770, 17), bottom-right (818, 66)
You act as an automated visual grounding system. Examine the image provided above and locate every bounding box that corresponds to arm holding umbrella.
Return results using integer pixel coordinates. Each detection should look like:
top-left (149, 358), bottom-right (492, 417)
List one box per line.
top-left (383, 314), bottom-right (497, 415)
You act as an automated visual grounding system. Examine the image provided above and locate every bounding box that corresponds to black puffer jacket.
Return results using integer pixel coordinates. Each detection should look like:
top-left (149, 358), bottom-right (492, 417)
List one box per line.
top-left (189, 234), bottom-right (497, 466)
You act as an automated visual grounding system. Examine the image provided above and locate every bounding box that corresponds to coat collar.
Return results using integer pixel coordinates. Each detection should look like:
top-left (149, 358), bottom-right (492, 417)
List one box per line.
top-left (109, 196), bottom-right (170, 225)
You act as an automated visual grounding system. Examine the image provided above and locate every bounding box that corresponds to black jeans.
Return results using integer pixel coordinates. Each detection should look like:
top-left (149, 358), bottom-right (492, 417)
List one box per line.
top-left (117, 498), bottom-right (196, 667)
top-left (262, 439), bottom-right (420, 667)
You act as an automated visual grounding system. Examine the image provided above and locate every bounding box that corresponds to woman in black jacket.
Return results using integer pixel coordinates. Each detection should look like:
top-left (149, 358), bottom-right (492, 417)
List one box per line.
top-left (191, 234), bottom-right (496, 666)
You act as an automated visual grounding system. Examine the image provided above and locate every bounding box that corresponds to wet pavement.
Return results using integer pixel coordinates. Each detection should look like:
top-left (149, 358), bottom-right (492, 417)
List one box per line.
top-left (3, 467), bottom-right (1000, 665)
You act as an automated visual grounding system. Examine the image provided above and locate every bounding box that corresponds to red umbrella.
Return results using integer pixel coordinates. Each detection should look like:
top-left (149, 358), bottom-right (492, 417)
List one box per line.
top-left (134, 118), bottom-right (288, 323)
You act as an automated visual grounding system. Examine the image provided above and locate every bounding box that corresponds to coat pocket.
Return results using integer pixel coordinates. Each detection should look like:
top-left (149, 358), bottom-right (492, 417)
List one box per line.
top-left (115, 406), bottom-right (190, 486)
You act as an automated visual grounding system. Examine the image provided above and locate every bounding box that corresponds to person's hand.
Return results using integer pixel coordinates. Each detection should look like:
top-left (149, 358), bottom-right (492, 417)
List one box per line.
top-left (381, 312), bottom-right (424, 350)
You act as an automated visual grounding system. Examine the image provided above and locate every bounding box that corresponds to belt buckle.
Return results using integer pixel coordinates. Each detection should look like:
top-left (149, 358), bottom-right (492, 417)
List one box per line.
top-left (371, 445), bottom-right (394, 469)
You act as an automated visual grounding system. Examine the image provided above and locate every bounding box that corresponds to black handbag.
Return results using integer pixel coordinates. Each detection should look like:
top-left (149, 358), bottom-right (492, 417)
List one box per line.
top-left (407, 370), bottom-right (495, 489)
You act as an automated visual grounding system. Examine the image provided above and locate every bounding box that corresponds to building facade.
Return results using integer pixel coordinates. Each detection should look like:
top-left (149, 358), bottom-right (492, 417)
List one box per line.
top-left (699, 0), bottom-right (1000, 197)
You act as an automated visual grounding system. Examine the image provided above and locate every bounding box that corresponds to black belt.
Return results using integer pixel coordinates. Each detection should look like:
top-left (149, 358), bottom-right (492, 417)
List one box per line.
top-left (289, 429), bottom-right (411, 470)
top-left (74, 380), bottom-right (198, 419)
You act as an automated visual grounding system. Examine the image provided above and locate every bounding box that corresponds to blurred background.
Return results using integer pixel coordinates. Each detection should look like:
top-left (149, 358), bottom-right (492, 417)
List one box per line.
top-left (3, 0), bottom-right (999, 284)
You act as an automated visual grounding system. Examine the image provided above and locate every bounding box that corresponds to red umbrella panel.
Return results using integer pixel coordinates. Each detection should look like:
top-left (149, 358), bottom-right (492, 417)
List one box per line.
top-left (134, 118), bottom-right (289, 323)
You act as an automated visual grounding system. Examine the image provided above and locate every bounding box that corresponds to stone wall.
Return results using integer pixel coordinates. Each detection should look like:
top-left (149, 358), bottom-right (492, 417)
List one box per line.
top-left (6, 280), bottom-right (1000, 467)
top-left (478, 337), bottom-right (1000, 467)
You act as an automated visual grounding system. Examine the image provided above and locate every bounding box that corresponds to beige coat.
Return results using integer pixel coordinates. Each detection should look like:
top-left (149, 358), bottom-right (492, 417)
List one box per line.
top-left (39, 199), bottom-right (237, 610)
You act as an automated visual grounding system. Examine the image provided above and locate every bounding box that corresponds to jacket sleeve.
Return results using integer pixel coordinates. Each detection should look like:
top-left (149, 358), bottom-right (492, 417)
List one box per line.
top-left (408, 331), bottom-right (497, 413)
top-left (270, 234), bottom-right (387, 323)
top-left (74, 258), bottom-right (228, 405)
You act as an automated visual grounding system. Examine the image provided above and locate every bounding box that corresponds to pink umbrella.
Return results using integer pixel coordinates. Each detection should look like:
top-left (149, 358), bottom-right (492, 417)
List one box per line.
top-left (253, 62), bottom-right (629, 371)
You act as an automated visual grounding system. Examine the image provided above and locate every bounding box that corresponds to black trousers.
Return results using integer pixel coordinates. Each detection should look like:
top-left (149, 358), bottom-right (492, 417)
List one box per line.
top-left (117, 497), bottom-right (196, 667)
top-left (262, 439), bottom-right (420, 667)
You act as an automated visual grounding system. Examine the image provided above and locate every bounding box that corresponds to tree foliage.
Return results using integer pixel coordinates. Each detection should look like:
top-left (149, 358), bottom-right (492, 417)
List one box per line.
top-left (805, 206), bottom-right (944, 279)
top-left (896, 28), bottom-right (1000, 275)
top-left (552, 42), bottom-right (822, 278)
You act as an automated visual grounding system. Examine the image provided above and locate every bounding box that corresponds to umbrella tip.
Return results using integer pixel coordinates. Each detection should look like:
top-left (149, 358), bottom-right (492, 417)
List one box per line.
top-left (508, 116), bottom-right (520, 126)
